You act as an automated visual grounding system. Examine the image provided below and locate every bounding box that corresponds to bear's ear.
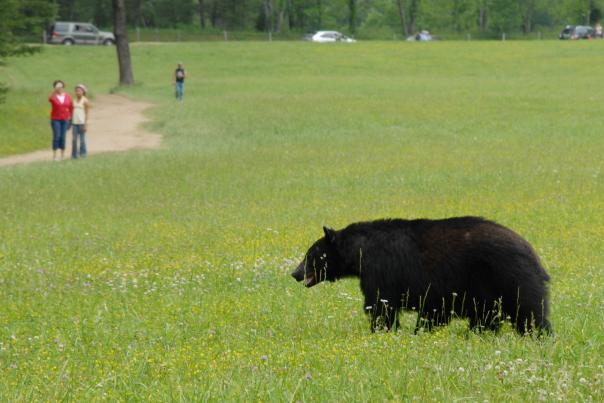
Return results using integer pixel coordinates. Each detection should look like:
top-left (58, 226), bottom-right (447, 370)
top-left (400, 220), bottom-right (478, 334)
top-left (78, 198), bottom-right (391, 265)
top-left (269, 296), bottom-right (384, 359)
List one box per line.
top-left (323, 226), bottom-right (337, 243)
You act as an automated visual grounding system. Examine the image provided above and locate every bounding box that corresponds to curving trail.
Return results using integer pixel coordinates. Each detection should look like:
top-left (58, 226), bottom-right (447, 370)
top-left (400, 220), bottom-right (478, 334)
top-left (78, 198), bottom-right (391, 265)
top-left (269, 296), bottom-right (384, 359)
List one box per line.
top-left (0, 94), bottom-right (161, 167)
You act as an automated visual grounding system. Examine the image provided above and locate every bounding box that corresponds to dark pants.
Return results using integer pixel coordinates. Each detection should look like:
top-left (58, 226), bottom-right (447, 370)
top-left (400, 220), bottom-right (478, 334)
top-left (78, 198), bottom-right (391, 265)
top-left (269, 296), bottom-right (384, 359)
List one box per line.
top-left (51, 119), bottom-right (69, 150)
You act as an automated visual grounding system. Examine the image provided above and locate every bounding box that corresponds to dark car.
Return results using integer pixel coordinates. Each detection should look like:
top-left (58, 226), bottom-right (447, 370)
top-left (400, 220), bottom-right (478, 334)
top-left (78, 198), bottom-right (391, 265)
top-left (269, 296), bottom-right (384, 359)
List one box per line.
top-left (560, 25), bottom-right (595, 40)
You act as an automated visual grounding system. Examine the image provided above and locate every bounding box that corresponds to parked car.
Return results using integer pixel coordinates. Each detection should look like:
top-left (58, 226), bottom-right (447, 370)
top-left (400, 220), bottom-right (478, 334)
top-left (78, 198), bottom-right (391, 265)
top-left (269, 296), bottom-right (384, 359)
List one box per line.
top-left (47, 22), bottom-right (115, 45)
top-left (559, 25), bottom-right (595, 40)
top-left (304, 31), bottom-right (356, 43)
top-left (406, 30), bottom-right (433, 42)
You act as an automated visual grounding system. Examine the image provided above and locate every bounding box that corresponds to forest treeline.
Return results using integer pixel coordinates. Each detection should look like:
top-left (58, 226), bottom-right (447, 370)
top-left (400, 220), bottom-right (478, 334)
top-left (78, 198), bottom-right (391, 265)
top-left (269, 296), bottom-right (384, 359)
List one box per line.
top-left (2, 1), bottom-right (604, 40)
top-left (51, 0), bottom-right (604, 37)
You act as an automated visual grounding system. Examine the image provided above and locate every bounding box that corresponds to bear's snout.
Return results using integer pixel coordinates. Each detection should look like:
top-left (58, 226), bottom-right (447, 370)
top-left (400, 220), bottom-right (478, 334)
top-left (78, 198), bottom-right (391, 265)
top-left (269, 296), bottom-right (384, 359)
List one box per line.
top-left (291, 264), bottom-right (305, 282)
top-left (291, 263), bottom-right (318, 287)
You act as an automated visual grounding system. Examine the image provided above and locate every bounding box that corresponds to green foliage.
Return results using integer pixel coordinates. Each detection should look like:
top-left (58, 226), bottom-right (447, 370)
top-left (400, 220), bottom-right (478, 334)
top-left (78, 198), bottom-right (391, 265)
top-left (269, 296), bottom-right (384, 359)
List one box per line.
top-left (1, 42), bottom-right (604, 400)
top-left (44, 0), bottom-right (604, 36)
top-left (489, 0), bottom-right (522, 34)
top-left (420, 0), bottom-right (476, 33)
top-left (0, 0), bottom-right (56, 47)
top-left (0, 83), bottom-right (7, 103)
top-left (0, 0), bottom-right (56, 103)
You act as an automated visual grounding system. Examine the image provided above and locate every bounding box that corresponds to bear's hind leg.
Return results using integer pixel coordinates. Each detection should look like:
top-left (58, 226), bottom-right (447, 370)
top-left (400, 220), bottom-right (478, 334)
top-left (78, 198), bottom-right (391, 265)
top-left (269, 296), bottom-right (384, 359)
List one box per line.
top-left (468, 298), bottom-right (503, 333)
top-left (509, 292), bottom-right (551, 336)
top-left (538, 319), bottom-right (553, 337)
top-left (513, 308), bottom-right (551, 336)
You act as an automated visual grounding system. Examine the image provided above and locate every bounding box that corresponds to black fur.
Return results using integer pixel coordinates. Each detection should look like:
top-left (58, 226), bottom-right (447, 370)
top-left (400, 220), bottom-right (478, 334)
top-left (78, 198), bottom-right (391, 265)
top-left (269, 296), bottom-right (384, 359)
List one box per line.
top-left (291, 217), bottom-right (552, 335)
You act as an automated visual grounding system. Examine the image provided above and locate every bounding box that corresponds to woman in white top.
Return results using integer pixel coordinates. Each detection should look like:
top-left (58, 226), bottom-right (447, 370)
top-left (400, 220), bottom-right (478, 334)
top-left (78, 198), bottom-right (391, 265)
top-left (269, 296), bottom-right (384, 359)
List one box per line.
top-left (71, 84), bottom-right (89, 159)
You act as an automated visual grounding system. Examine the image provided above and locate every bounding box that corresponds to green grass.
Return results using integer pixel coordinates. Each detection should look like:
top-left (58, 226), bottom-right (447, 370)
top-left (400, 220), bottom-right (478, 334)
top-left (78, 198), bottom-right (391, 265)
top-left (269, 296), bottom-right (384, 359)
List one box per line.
top-left (1, 41), bottom-right (603, 400)
top-left (0, 89), bottom-right (50, 157)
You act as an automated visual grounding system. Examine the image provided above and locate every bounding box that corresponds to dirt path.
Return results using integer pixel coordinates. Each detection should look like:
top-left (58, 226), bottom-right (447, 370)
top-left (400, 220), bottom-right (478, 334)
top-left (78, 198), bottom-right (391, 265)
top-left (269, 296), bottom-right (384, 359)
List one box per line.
top-left (0, 94), bottom-right (162, 167)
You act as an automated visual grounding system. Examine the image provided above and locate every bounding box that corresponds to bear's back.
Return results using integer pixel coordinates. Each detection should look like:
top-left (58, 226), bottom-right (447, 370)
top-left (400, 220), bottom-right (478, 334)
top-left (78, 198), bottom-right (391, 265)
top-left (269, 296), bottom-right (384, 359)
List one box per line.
top-left (339, 217), bottom-right (547, 280)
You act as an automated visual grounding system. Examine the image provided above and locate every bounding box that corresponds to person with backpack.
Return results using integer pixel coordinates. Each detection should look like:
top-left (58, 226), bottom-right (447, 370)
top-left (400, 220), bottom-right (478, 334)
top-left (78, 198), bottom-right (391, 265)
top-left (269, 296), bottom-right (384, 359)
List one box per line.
top-left (174, 63), bottom-right (186, 102)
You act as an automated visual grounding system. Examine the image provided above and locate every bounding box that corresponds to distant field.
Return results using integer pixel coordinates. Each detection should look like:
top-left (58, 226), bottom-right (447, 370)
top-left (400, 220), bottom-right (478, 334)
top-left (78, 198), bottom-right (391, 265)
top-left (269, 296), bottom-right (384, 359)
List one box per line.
top-left (0, 41), bottom-right (603, 400)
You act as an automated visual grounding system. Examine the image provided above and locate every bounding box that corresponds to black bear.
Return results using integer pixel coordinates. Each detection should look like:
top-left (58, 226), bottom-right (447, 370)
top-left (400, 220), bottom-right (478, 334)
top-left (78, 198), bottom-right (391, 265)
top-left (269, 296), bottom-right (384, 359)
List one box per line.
top-left (291, 217), bottom-right (552, 335)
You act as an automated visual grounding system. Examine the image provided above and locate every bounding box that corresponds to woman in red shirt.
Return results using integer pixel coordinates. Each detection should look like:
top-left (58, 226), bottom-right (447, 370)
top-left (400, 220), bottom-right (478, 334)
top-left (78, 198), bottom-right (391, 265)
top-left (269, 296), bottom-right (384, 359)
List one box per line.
top-left (48, 80), bottom-right (73, 161)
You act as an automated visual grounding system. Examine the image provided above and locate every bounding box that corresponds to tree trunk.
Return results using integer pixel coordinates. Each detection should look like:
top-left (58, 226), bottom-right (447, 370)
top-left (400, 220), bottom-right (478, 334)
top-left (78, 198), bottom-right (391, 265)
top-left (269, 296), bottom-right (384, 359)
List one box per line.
top-left (67, 0), bottom-right (75, 20)
top-left (210, 1), bottom-right (218, 28)
top-left (396, 0), bottom-right (407, 37)
top-left (135, 0), bottom-right (147, 28)
top-left (276, 0), bottom-right (288, 33)
top-left (521, 0), bottom-right (534, 33)
top-left (131, 0), bottom-right (140, 27)
top-left (276, 10), bottom-right (285, 33)
top-left (287, 0), bottom-right (294, 28)
top-left (478, 1), bottom-right (488, 33)
top-left (524, 6), bottom-right (532, 33)
top-left (198, 0), bottom-right (206, 29)
top-left (348, 0), bottom-right (357, 35)
top-left (408, 0), bottom-right (419, 36)
top-left (112, 0), bottom-right (134, 86)
top-left (263, 0), bottom-right (273, 32)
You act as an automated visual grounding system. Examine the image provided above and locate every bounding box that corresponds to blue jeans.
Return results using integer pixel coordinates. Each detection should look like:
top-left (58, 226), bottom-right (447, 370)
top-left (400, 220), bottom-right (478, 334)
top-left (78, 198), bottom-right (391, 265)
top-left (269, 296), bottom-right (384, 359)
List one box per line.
top-left (72, 124), bottom-right (87, 159)
top-left (51, 119), bottom-right (69, 150)
top-left (175, 81), bottom-right (184, 101)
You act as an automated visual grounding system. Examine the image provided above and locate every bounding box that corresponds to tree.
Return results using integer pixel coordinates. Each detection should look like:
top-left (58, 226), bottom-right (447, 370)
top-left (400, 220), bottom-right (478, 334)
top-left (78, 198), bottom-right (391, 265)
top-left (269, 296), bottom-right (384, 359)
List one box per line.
top-left (450, 0), bottom-right (474, 32)
top-left (112, 0), bottom-right (134, 86)
top-left (349, 0), bottom-right (357, 34)
top-left (317, 0), bottom-right (323, 28)
top-left (198, 0), bottom-right (206, 29)
top-left (263, 0), bottom-right (274, 32)
top-left (275, 0), bottom-right (290, 33)
top-left (396, 0), bottom-right (408, 36)
top-left (489, 0), bottom-right (521, 34)
top-left (584, 0), bottom-right (603, 24)
top-left (586, 0), bottom-right (594, 24)
top-left (408, 0), bottom-right (420, 34)
top-left (39, 0), bottom-right (604, 39)
top-left (0, 0), bottom-right (56, 103)
top-left (394, 0), bottom-right (420, 36)
top-left (520, 0), bottom-right (535, 32)
top-left (476, 0), bottom-right (490, 33)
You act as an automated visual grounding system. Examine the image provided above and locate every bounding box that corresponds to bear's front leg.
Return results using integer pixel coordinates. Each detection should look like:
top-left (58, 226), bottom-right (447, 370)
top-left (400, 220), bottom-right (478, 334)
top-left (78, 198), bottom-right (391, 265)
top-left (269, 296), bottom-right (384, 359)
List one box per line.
top-left (365, 304), bottom-right (385, 332)
top-left (364, 300), bottom-right (399, 332)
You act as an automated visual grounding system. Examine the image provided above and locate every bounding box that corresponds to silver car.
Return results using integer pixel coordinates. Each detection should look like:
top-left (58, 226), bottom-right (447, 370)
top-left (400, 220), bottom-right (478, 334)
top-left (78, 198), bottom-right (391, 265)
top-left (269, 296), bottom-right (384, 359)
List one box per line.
top-left (304, 31), bottom-right (357, 43)
top-left (47, 22), bottom-right (115, 46)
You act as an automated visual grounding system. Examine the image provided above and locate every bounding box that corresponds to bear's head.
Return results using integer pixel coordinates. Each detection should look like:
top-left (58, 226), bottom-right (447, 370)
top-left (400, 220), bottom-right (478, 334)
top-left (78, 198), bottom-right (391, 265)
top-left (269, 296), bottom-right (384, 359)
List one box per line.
top-left (291, 226), bottom-right (342, 287)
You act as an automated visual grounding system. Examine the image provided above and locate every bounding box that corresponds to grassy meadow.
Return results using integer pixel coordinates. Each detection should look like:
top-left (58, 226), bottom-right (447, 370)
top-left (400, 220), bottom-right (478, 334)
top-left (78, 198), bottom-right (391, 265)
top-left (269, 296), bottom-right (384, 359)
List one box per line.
top-left (0, 41), bottom-right (603, 400)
